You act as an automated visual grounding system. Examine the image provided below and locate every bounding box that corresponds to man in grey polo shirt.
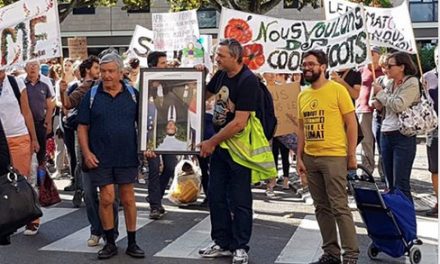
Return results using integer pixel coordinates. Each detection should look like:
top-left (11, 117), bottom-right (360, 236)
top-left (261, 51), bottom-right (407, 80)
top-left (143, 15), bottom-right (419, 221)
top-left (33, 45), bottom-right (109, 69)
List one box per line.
top-left (24, 60), bottom-right (55, 167)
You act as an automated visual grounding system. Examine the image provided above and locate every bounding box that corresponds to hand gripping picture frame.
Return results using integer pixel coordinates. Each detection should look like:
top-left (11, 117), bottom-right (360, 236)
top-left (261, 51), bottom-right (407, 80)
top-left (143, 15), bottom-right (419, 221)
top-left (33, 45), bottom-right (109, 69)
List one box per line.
top-left (139, 68), bottom-right (205, 154)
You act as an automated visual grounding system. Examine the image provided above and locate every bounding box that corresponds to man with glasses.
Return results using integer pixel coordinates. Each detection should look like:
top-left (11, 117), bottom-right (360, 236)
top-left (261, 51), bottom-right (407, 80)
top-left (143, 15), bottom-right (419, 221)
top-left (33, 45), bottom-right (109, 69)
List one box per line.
top-left (296, 50), bottom-right (359, 264)
top-left (197, 38), bottom-right (260, 264)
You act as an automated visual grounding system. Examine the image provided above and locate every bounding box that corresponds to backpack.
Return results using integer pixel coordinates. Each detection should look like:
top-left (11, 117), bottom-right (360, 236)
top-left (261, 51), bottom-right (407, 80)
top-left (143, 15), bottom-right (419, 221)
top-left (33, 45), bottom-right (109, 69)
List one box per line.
top-left (63, 82), bottom-right (81, 130)
top-left (8, 76), bottom-right (21, 106)
top-left (215, 67), bottom-right (277, 140)
top-left (89, 83), bottom-right (137, 109)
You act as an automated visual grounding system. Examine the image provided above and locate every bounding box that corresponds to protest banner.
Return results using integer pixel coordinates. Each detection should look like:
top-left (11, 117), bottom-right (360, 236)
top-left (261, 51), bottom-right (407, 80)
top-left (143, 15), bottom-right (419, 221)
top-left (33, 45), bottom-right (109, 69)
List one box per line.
top-left (0, 0), bottom-right (62, 68)
top-left (152, 9), bottom-right (200, 52)
top-left (218, 7), bottom-right (371, 73)
top-left (268, 83), bottom-right (301, 136)
top-left (68, 37), bottom-right (88, 60)
top-left (324, 0), bottom-right (417, 54)
top-left (127, 25), bottom-right (154, 67)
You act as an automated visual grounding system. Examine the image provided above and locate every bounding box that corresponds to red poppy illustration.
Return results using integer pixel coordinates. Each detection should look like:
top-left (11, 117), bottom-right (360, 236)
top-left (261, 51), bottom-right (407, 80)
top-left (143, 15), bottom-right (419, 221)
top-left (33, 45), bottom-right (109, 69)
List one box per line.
top-left (243, 44), bottom-right (265, 70)
top-left (224, 18), bottom-right (253, 44)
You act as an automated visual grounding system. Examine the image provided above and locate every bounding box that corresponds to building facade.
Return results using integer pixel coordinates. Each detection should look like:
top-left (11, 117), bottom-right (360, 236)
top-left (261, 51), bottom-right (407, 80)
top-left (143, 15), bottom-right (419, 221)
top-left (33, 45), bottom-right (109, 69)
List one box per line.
top-left (60, 0), bottom-right (438, 56)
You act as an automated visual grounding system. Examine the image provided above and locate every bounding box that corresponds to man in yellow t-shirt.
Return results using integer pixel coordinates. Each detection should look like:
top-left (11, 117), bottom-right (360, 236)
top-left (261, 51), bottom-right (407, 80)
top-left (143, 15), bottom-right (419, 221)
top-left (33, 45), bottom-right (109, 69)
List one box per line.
top-left (296, 50), bottom-right (359, 264)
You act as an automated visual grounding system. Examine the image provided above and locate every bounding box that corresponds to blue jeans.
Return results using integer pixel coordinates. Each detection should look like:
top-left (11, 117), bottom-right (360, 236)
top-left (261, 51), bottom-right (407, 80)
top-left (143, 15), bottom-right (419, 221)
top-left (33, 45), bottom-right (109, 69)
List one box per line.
top-left (209, 147), bottom-right (252, 252)
top-left (380, 131), bottom-right (416, 200)
top-left (147, 154), bottom-right (178, 210)
top-left (83, 171), bottom-right (119, 237)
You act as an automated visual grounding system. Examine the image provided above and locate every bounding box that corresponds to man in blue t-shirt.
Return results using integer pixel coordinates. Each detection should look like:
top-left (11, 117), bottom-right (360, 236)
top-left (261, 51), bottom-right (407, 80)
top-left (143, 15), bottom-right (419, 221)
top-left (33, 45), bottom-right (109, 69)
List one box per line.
top-left (197, 38), bottom-right (260, 264)
top-left (77, 53), bottom-right (144, 260)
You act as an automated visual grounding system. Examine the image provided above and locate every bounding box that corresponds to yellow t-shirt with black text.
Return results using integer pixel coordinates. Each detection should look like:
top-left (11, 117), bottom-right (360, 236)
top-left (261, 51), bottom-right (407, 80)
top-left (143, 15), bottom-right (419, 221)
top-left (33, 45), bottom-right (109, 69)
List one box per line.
top-left (298, 80), bottom-right (355, 157)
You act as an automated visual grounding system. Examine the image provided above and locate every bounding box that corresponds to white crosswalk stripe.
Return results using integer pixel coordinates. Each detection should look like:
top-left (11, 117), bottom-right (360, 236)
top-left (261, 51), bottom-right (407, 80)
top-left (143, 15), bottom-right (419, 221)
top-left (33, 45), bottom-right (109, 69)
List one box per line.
top-left (154, 215), bottom-right (211, 259)
top-left (39, 211), bottom-right (152, 253)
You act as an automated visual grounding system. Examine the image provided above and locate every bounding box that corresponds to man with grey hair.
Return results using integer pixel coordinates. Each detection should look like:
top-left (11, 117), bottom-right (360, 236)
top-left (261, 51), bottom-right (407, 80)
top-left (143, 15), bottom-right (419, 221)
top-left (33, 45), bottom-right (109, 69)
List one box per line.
top-left (77, 52), bottom-right (144, 259)
top-left (197, 38), bottom-right (261, 264)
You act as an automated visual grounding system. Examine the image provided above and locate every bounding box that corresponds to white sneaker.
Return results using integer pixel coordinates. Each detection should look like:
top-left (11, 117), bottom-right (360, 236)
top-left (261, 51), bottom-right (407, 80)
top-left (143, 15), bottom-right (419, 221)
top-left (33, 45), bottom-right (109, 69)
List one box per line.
top-left (232, 249), bottom-right (249, 264)
top-left (23, 223), bottom-right (39, 236)
top-left (199, 243), bottom-right (232, 258)
top-left (87, 234), bottom-right (101, 247)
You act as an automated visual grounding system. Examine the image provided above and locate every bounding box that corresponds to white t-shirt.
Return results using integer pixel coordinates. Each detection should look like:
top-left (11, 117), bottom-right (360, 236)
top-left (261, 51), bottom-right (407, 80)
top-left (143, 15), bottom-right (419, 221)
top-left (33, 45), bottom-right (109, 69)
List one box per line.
top-left (0, 76), bottom-right (29, 137)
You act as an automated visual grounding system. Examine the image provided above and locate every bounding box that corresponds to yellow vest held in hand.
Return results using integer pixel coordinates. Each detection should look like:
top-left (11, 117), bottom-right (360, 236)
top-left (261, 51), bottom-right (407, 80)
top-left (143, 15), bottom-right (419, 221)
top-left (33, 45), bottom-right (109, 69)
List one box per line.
top-left (220, 112), bottom-right (277, 184)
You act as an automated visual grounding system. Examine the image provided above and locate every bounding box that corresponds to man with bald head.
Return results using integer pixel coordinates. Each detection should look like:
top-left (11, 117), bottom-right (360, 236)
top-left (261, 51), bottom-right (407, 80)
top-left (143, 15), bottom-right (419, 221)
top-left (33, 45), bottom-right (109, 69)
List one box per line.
top-left (77, 53), bottom-right (144, 259)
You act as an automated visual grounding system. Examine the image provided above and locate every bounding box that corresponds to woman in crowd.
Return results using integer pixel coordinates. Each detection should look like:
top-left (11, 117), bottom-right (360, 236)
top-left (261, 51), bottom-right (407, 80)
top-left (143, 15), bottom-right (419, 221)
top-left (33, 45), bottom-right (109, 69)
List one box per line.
top-left (0, 70), bottom-right (40, 235)
top-left (373, 52), bottom-right (420, 201)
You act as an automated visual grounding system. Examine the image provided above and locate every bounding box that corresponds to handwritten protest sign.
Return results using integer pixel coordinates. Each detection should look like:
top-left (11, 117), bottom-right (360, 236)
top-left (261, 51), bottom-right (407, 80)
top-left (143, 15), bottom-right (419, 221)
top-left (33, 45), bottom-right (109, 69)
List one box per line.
top-left (219, 7), bottom-right (370, 73)
top-left (268, 83), bottom-right (301, 136)
top-left (324, 0), bottom-right (417, 53)
top-left (0, 0), bottom-right (61, 68)
top-left (68, 37), bottom-right (88, 60)
top-left (128, 25), bottom-right (154, 67)
top-left (152, 10), bottom-right (200, 52)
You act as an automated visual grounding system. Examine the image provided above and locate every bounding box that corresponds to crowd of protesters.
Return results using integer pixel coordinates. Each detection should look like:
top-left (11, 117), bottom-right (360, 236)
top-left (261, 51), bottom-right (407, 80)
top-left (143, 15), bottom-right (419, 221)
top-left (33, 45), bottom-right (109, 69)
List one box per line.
top-left (0, 39), bottom-right (437, 264)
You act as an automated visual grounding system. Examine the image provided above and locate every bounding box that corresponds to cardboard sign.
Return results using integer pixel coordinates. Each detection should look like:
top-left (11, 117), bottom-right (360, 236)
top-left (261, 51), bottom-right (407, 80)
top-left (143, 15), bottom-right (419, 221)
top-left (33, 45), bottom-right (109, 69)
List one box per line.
top-left (127, 25), bottom-right (154, 67)
top-left (68, 37), bottom-right (88, 60)
top-left (219, 7), bottom-right (371, 73)
top-left (152, 9), bottom-right (200, 51)
top-left (268, 83), bottom-right (301, 136)
top-left (0, 0), bottom-right (62, 69)
top-left (324, 0), bottom-right (417, 53)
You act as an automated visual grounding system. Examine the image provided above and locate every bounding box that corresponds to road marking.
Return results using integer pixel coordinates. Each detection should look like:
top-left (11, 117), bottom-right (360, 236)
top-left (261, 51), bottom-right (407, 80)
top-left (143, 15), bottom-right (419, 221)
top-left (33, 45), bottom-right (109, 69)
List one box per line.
top-left (154, 216), bottom-right (211, 259)
top-left (16, 207), bottom-right (78, 234)
top-left (275, 215), bottom-right (322, 264)
top-left (40, 211), bottom-right (151, 253)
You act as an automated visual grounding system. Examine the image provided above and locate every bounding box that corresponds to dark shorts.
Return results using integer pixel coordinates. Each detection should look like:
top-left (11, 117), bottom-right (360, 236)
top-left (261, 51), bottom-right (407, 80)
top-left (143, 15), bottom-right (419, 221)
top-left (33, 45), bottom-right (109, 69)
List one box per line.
top-left (427, 138), bottom-right (438, 173)
top-left (87, 166), bottom-right (138, 187)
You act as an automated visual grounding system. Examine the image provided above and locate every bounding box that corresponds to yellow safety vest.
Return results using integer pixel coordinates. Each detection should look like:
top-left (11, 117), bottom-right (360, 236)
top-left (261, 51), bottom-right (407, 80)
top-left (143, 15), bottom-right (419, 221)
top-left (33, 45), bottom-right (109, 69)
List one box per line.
top-left (220, 112), bottom-right (277, 184)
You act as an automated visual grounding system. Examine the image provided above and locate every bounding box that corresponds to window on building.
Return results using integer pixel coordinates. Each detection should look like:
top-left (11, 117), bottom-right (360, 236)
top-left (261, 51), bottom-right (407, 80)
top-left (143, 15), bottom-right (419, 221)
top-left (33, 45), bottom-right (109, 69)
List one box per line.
top-left (72, 6), bottom-right (95, 15)
top-left (284, 0), bottom-right (299, 8)
top-left (409, 0), bottom-right (438, 22)
top-left (127, 2), bottom-right (150, 13)
top-left (197, 9), bottom-right (218, 29)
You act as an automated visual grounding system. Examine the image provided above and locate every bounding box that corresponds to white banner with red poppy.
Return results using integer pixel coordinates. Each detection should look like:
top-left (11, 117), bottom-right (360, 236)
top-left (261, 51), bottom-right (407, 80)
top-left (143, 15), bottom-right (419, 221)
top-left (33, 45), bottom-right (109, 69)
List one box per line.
top-left (219, 7), bottom-right (371, 73)
top-left (324, 0), bottom-right (417, 54)
top-left (0, 0), bottom-right (61, 69)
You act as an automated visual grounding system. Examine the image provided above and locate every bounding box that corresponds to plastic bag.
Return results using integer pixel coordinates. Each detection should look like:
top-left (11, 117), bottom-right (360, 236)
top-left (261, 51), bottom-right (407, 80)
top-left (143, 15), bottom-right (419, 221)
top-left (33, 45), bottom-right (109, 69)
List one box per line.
top-left (168, 159), bottom-right (201, 205)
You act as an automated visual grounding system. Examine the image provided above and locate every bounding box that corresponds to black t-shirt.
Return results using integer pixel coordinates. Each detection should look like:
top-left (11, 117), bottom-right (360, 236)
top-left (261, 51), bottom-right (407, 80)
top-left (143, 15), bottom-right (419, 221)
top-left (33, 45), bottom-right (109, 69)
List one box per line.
top-left (338, 69), bottom-right (361, 105)
top-left (207, 66), bottom-right (260, 131)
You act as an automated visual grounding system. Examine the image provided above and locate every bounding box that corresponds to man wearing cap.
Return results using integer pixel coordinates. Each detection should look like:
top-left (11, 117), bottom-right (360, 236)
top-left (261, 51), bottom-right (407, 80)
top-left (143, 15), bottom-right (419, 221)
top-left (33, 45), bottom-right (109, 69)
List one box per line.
top-left (356, 47), bottom-right (384, 175)
top-left (77, 53), bottom-right (144, 259)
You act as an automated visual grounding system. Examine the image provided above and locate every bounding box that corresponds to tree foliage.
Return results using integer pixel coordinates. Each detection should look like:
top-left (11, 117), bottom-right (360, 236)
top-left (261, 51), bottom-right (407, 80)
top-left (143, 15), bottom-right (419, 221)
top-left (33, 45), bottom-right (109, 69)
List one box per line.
top-left (0, 0), bottom-right (152, 23)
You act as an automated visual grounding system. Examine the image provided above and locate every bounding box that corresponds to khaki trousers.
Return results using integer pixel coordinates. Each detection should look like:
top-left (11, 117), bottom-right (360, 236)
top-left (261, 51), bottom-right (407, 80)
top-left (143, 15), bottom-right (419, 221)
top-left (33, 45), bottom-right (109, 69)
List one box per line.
top-left (303, 154), bottom-right (359, 258)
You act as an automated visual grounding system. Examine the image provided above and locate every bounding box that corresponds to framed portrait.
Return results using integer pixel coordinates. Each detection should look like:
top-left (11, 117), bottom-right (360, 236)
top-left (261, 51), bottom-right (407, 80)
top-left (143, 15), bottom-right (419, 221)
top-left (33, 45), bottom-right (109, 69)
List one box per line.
top-left (139, 68), bottom-right (205, 154)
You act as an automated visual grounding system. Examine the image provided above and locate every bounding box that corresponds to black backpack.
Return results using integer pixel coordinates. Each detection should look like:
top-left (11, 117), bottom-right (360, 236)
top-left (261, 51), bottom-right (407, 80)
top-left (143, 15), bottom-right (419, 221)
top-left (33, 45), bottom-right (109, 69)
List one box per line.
top-left (8, 76), bottom-right (21, 106)
top-left (215, 67), bottom-right (277, 140)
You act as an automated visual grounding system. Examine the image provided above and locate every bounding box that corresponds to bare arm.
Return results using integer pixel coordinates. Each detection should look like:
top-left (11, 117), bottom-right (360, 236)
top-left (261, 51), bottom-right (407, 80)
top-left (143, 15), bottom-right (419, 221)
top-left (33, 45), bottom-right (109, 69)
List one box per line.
top-left (296, 119), bottom-right (307, 186)
top-left (19, 89), bottom-right (39, 152)
top-left (198, 111), bottom-right (250, 157)
top-left (331, 72), bottom-right (360, 100)
top-left (77, 124), bottom-right (99, 168)
top-left (44, 97), bottom-right (55, 135)
top-left (343, 111), bottom-right (358, 169)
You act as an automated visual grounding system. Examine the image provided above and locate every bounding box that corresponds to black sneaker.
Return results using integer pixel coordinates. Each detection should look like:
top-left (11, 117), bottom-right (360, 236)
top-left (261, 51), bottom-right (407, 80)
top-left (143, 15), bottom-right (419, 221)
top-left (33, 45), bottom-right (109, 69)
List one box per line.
top-left (126, 244), bottom-right (145, 258)
top-left (64, 183), bottom-right (76, 192)
top-left (310, 253), bottom-right (341, 264)
top-left (426, 206), bottom-right (438, 217)
top-left (149, 208), bottom-right (163, 220)
top-left (72, 190), bottom-right (83, 208)
top-left (97, 243), bottom-right (118, 259)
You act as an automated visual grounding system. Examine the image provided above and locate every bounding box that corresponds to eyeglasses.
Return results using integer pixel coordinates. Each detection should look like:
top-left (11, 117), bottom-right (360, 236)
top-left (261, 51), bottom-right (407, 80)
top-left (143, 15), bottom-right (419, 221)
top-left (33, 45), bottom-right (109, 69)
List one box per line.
top-left (300, 62), bottom-right (321, 70)
top-left (386, 64), bottom-right (398, 69)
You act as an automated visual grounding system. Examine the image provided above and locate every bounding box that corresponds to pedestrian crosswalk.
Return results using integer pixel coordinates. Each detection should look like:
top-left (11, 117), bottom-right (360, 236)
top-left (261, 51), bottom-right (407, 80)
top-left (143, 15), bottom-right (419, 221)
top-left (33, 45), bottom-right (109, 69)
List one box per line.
top-left (2, 201), bottom-right (439, 263)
